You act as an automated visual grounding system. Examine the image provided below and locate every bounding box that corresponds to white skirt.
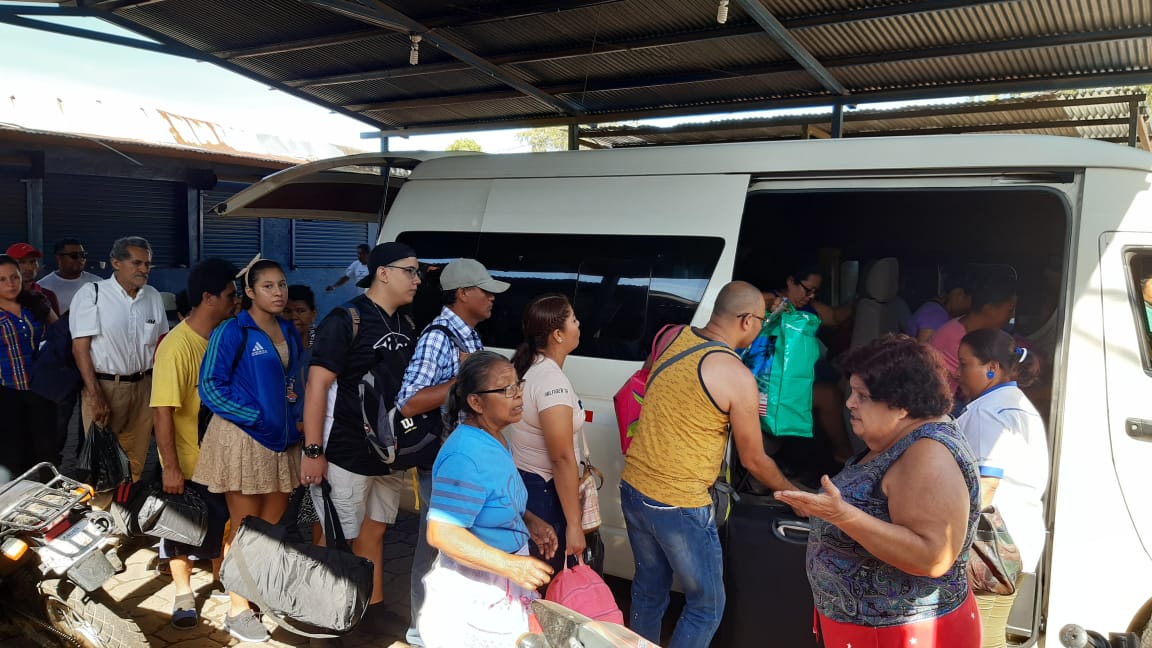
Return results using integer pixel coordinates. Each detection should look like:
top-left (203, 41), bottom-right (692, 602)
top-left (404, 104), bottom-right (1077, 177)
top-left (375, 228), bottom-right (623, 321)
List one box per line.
top-left (418, 545), bottom-right (539, 648)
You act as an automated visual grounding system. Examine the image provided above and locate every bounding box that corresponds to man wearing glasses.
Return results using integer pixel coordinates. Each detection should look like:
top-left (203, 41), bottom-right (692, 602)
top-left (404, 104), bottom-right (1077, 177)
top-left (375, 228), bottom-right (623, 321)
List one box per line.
top-left (37, 238), bottom-right (101, 314)
top-left (396, 257), bottom-right (509, 648)
top-left (300, 241), bottom-right (422, 637)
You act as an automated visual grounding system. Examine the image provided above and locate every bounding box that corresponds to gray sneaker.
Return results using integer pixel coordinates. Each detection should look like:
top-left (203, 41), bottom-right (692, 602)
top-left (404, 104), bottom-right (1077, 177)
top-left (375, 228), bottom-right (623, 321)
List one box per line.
top-left (223, 609), bottom-right (269, 643)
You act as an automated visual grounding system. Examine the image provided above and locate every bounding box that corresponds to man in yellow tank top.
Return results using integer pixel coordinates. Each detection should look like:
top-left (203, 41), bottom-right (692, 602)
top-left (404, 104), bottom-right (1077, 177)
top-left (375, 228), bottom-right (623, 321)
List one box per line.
top-left (621, 281), bottom-right (796, 648)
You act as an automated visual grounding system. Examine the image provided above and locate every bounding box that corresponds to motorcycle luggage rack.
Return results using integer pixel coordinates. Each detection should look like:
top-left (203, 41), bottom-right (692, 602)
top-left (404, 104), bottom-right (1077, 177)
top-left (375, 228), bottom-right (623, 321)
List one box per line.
top-left (0, 462), bottom-right (92, 532)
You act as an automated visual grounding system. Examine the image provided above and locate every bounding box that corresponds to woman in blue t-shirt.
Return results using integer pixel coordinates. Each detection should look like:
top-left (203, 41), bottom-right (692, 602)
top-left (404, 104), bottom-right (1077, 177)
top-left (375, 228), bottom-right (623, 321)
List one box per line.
top-left (419, 351), bottom-right (559, 648)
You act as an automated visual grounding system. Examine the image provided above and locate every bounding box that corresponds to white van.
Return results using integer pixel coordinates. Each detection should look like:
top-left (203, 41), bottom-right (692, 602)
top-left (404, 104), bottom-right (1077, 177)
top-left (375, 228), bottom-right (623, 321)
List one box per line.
top-left (217, 136), bottom-right (1152, 646)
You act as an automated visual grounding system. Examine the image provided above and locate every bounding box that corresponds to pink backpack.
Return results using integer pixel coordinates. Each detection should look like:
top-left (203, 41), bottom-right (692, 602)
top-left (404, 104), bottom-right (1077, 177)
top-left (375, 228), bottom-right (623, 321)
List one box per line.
top-left (545, 556), bottom-right (624, 625)
top-left (613, 324), bottom-right (683, 453)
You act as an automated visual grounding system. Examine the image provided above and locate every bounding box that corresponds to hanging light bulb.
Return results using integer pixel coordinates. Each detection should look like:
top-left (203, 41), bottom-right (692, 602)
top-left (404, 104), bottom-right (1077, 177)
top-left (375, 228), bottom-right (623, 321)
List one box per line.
top-left (717, 0), bottom-right (729, 24)
top-left (409, 34), bottom-right (422, 66)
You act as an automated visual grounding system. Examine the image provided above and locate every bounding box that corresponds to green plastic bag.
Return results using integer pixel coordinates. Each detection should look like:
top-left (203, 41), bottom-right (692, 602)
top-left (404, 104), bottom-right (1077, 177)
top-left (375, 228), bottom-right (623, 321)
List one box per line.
top-left (755, 306), bottom-right (822, 438)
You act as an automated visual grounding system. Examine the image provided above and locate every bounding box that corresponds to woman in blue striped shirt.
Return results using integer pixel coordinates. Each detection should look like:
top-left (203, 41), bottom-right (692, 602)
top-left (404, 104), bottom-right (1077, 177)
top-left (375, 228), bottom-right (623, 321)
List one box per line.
top-left (419, 351), bottom-right (559, 648)
top-left (0, 254), bottom-right (56, 478)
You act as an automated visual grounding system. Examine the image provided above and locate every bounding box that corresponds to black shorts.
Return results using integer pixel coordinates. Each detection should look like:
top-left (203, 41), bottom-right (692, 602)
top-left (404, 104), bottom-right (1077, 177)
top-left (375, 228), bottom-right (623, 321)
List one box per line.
top-left (158, 481), bottom-right (229, 561)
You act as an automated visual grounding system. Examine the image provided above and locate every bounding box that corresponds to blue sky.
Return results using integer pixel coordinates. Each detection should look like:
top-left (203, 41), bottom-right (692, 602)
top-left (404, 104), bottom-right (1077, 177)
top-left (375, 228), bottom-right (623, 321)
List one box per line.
top-left (0, 9), bottom-right (531, 152)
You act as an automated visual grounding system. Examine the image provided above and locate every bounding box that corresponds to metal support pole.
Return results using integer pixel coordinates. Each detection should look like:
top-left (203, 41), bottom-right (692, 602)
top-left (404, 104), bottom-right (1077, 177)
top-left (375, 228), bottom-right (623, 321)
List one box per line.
top-left (1129, 99), bottom-right (1139, 148)
top-left (831, 103), bottom-right (845, 138)
top-left (186, 186), bottom-right (200, 264)
top-left (25, 177), bottom-right (43, 251)
top-left (379, 132), bottom-right (389, 153)
top-left (568, 124), bottom-right (580, 150)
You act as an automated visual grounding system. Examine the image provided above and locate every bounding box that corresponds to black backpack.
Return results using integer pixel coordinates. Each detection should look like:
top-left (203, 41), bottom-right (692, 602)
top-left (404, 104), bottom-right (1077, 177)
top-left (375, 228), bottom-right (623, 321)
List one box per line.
top-left (348, 307), bottom-right (465, 472)
top-left (30, 283), bottom-right (98, 404)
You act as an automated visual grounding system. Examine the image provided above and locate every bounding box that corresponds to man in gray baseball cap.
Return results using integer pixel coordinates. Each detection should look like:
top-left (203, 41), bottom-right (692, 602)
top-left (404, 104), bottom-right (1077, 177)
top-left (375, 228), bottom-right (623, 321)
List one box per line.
top-left (395, 257), bottom-right (507, 647)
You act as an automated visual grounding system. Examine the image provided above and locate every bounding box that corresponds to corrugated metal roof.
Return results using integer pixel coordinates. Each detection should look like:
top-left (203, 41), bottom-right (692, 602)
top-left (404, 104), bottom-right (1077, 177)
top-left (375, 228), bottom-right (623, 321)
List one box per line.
top-left (13, 0), bottom-right (1151, 135)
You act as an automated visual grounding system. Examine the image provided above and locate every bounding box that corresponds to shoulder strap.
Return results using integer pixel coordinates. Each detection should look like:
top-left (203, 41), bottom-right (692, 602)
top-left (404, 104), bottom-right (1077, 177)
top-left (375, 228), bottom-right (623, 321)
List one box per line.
top-left (93, 282), bottom-right (98, 303)
top-left (424, 323), bottom-right (467, 351)
top-left (346, 306), bottom-right (360, 340)
top-left (647, 337), bottom-right (729, 387)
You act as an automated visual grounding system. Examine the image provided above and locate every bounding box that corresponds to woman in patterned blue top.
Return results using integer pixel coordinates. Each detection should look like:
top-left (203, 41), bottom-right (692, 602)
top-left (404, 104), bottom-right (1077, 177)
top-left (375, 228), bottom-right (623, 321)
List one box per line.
top-left (0, 254), bottom-right (55, 478)
top-left (419, 351), bottom-right (559, 648)
top-left (776, 334), bottom-right (982, 648)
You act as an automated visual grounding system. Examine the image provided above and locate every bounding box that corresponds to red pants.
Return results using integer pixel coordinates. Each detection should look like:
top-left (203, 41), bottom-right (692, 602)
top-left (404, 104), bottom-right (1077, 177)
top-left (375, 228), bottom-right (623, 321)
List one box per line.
top-left (816, 592), bottom-right (982, 648)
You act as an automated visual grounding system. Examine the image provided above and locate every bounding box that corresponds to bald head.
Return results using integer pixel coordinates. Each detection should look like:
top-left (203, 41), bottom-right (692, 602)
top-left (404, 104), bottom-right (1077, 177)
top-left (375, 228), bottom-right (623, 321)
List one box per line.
top-left (713, 281), bottom-right (765, 318)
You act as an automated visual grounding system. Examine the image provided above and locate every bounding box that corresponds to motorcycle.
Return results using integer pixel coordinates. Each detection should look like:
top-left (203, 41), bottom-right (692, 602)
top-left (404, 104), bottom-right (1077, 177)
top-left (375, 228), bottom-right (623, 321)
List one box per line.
top-left (1059, 623), bottom-right (1142, 648)
top-left (518, 600), bottom-right (659, 648)
top-left (0, 462), bottom-right (146, 647)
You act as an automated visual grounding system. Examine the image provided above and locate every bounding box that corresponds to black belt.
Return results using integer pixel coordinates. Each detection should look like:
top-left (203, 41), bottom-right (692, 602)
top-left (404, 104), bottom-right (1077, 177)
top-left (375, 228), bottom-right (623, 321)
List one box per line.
top-left (95, 370), bottom-right (152, 383)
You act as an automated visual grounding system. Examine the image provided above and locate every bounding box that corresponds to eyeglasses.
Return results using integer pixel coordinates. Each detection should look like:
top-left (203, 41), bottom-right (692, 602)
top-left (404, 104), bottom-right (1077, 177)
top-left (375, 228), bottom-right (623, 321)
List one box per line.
top-left (385, 265), bottom-right (423, 280)
top-left (738, 312), bottom-right (768, 328)
top-left (798, 280), bottom-right (818, 296)
top-left (59, 252), bottom-right (88, 260)
top-left (474, 379), bottom-right (526, 399)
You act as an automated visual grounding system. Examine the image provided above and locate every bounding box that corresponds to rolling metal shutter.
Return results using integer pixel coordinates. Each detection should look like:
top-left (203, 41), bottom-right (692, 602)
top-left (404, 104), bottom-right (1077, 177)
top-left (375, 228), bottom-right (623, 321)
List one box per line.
top-left (43, 175), bottom-right (184, 267)
top-left (292, 220), bottom-right (371, 267)
top-left (0, 176), bottom-right (27, 248)
top-left (201, 185), bottom-right (260, 266)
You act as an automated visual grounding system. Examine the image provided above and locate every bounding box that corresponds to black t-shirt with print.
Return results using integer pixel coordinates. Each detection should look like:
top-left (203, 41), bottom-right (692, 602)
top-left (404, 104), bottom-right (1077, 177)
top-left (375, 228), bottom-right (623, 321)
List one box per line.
top-left (309, 294), bottom-right (415, 476)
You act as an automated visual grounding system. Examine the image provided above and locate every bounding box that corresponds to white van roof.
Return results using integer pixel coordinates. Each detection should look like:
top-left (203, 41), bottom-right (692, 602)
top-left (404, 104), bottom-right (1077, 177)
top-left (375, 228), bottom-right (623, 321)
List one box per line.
top-left (408, 135), bottom-right (1152, 180)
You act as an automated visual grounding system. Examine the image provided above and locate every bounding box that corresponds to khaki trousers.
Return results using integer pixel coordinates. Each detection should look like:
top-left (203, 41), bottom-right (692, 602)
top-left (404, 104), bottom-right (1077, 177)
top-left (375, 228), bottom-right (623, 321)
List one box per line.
top-left (81, 375), bottom-right (153, 483)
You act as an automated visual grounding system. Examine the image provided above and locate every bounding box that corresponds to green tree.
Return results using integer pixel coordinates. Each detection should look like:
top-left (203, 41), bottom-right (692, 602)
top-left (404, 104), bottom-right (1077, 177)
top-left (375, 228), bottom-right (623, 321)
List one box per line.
top-left (446, 137), bottom-right (482, 152)
top-left (515, 126), bottom-right (569, 152)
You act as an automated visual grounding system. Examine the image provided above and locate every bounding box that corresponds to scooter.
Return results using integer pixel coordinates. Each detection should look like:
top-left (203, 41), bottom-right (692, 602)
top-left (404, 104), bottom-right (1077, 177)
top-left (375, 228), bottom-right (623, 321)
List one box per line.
top-left (518, 599), bottom-right (660, 648)
top-left (0, 463), bottom-right (146, 647)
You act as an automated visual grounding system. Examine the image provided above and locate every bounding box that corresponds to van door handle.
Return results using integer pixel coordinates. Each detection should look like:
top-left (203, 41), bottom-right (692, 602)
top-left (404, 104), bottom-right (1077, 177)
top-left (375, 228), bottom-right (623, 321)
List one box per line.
top-left (1125, 418), bottom-right (1152, 441)
top-left (773, 519), bottom-right (811, 544)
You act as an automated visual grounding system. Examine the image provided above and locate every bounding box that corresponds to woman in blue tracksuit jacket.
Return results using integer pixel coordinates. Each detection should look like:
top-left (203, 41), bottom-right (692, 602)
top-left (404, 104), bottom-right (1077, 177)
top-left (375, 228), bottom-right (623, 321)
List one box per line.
top-left (193, 258), bottom-right (302, 642)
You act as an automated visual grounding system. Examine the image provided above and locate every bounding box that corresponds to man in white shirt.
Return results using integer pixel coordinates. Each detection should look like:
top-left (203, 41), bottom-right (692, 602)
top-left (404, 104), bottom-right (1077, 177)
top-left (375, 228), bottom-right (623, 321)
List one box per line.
top-left (324, 243), bottom-right (371, 292)
top-left (37, 237), bottom-right (103, 314)
top-left (71, 236), bottom-right (169, 482)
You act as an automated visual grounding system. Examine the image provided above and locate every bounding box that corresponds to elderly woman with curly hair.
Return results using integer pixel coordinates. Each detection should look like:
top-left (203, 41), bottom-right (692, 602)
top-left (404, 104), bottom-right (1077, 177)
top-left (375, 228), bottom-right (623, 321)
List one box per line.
top-left (776, 334), bottom-right (982, 648)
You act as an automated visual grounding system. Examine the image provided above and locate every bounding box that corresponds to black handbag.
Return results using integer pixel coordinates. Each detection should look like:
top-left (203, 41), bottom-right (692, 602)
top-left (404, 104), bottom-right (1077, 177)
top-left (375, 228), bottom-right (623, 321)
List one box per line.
top-left (220, 482), bottom-right (374, 637)
top-left (135, 482), bottom-right (208, 546)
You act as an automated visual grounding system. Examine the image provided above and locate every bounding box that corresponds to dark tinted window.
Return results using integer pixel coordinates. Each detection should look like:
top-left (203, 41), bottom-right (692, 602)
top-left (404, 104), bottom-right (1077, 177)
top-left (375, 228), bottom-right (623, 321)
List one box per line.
top-left (396, 231), bottom-right (723, 361)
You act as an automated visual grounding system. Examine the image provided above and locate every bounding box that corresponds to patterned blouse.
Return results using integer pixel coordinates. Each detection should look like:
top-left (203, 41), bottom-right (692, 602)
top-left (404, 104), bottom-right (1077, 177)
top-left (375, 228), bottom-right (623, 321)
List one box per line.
top-left (807, 420), bottom-right (980, 626)
top-left (0, 307), bottom-right (45, 390)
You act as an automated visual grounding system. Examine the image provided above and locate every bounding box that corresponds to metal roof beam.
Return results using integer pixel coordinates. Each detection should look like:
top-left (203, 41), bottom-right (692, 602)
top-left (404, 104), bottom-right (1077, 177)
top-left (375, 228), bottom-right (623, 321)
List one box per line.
top-left (0, 12), bottom-right (194, 59)
top-left (732, 0), bottom-right (847, 95)
top-left (286, 24), bottom-right (765, 88)
top-left (81, 0), bottom-right (170, 11)
top-left (214, 28), bottom-right (383, 59)
top-left (343, 27), bottom-right (1150, 113)
top-left (366, 70), bottom-right (1152, 136)
top-left (303, 0), bottom-right (583, 116)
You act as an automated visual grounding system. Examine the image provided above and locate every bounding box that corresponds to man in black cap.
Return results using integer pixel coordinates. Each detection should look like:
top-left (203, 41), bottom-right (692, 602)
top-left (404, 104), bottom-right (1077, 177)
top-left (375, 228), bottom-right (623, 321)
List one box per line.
top-left (300, 241), bottom-right (422, 635)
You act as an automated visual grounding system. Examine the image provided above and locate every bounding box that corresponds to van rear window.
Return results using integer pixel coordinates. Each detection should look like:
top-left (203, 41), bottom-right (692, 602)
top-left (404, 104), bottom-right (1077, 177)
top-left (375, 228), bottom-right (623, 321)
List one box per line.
top-left (396, 231), bottom-right (724, 361)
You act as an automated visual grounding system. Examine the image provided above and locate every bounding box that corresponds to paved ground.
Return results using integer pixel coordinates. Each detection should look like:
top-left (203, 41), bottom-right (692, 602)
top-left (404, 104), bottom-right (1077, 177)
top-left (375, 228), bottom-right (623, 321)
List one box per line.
top-left (1, 510), bottom-right (420, 647)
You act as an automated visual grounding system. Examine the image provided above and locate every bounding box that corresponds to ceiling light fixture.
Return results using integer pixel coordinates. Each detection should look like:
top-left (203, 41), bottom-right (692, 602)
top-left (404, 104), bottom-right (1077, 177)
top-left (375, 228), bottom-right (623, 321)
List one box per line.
top-left (409, 34), bottom-right (422, 66)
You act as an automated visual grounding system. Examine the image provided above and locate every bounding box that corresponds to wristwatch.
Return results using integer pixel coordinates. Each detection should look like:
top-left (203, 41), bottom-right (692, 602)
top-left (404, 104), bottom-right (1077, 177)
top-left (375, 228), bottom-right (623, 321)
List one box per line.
top-left (303, 443), bottom-right (324, 459)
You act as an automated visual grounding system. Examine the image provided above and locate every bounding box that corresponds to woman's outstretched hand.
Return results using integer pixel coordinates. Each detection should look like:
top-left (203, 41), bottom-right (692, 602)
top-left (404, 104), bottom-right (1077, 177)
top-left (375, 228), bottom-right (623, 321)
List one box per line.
top-left (774, 475), bottom-right (858, 525)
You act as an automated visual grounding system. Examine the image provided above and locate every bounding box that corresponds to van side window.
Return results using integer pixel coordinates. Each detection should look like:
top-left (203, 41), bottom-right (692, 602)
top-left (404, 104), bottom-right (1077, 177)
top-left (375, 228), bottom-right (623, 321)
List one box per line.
top-left (396, 231), bottom-right (724, 361)
top-left (1128, 253), bottom-right (1152, 365)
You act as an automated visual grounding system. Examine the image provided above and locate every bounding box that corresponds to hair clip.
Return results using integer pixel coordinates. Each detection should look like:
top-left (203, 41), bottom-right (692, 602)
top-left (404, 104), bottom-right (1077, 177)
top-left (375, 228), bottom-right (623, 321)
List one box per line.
top-left (1016, 347), bottom-right (1028, 363)
top-left (235, 254), bottom-right (262, 280)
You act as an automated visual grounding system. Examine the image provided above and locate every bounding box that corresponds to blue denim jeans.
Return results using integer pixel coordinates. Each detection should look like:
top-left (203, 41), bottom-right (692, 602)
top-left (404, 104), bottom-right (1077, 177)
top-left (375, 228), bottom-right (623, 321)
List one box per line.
top-left (406, 468), bottom-right (435, 647)
top-left (620, 480), bottom-right (724, 648)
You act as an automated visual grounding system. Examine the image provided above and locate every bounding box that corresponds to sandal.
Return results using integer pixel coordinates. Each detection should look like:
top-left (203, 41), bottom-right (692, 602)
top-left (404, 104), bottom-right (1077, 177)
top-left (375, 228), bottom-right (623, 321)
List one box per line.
top-left (171, 593), bottom-right (198, 630)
